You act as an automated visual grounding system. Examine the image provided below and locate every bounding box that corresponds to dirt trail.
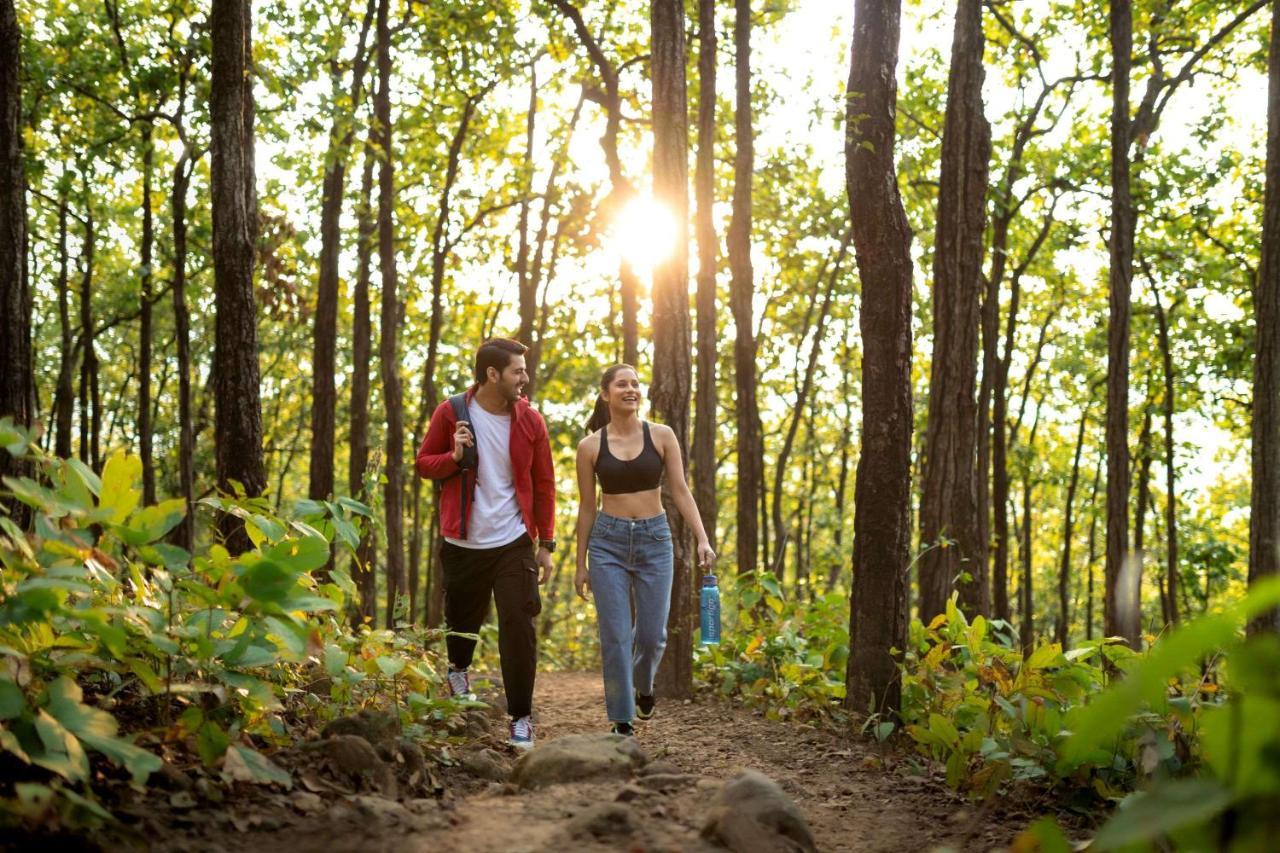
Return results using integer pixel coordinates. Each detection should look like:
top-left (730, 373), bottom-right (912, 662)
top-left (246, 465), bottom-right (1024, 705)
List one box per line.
top-left (433, 671), bottom-right (1023, 852)
top-left (122, 671), bottom-right (1035, 853)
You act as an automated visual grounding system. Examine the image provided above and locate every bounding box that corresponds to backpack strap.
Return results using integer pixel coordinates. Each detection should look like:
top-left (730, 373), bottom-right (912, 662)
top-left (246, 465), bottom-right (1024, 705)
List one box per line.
top-left (448, 393), bottom-right (476, 540)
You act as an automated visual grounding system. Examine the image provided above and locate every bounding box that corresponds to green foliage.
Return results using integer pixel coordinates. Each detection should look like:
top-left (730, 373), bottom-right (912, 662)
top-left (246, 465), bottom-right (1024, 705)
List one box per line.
top-left (695, 572), bottom-right (848, 721)
top-left (0, 423), bottom-right (457, 829)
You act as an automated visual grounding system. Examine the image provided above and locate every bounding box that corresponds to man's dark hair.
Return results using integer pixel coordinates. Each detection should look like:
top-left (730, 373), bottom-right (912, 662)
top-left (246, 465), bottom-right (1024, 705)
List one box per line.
top-left (474, 338), bottom-right (528, 385)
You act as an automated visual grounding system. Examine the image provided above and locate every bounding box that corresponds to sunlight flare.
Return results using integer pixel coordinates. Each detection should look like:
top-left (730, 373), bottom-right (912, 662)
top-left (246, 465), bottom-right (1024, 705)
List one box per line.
top-left (609, 195), bottom-right (678, 280)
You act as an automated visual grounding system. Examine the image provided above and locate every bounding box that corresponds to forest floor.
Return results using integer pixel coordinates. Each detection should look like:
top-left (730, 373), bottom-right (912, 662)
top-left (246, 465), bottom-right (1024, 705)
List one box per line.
top-left (21, 672), bottom-right (1075, 852)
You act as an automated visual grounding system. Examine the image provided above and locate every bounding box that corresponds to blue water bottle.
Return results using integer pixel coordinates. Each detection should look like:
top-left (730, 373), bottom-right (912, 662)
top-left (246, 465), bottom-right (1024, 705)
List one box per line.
top-left (699, 574), bottom-right (721, 645)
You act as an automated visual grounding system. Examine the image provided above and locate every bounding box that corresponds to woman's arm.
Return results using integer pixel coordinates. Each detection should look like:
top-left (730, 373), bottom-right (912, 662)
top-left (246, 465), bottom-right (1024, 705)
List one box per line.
top-left (574, 437), bottom-right (599, 598)
top-left (656, 426), bottom-right (715, 567)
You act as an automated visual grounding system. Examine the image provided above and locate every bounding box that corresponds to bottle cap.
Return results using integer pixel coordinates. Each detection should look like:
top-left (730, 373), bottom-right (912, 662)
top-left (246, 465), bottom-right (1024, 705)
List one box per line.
top-left (702, 574), bottom-right (717, 586)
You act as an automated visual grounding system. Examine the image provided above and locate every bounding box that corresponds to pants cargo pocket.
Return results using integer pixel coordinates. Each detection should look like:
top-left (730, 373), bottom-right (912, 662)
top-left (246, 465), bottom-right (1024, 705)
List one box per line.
top-left (521, 555), bottom-right (543, 617)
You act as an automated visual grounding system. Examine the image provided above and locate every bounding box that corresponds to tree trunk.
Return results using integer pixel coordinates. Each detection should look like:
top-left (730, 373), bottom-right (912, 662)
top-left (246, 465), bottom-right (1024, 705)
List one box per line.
top-left (650, 0), bottom-right (693, 699)
top-left (1133, 400), bottom-right (1153, 634)
top-left (843, 0), bottom-right (912, 718)
top-left (730, 0), bottom-right (763, 577)
top-left (1152, 285), bottom-right (1179, 626)
top-left (310, 0), bottom-right (373, 509)
top-left (211, 0), bottom-right (267, 552)
top-left (1105, 0), bottom-right (1138, 647)
top-left (0, 0), bottom-right (31, 500)
top-left (1252, 0), bottom-right (1280, 636)
top-left (53, 190), bottom-right (74, 459)
top-left (172, 149), bottom-right (195, 551)
top-left (1085, 451), bottom-right (1101, 640)
top-left (918, 0), bottom-right (991, 621)
top-left (139, 122), bottom-right (156, 505)
top-left (517, 62), bottom-right (537, 352)
top-left (1058, 404), bottom-right (1089, 646)
top-left (78, 190), bottom-right (100, 471)
top-left (693, 0), bottom-right (719, 550)
top-left (349, 140), bottom-right (377, 624)
top-left (828, 331), bottom-right (855, 593)
top-left (1019, 401), bottom-right (1042, 650)
top-left (376, 0), bottom-right (407, 627)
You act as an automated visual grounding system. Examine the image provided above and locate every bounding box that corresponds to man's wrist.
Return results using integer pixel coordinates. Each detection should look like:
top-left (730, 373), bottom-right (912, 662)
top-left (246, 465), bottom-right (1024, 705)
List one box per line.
top-left (538, 537), bottom-right (556, 553)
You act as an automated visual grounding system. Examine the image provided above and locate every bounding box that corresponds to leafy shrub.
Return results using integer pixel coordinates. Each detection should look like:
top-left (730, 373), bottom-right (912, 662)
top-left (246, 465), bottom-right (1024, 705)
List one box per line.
top-left (0, 420), bottom-right (457, 827)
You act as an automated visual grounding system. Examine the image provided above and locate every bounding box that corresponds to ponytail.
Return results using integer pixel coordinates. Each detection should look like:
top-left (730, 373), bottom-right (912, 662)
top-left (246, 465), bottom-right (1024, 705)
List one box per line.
top-left (585, 396), bottom-right (611, 434)
top-left (584, 363), bottom-right (637, 433)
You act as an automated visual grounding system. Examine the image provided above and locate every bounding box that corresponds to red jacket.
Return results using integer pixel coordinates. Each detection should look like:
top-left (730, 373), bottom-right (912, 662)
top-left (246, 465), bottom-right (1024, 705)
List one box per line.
top-left (414, 391), bottom-right (555, 544)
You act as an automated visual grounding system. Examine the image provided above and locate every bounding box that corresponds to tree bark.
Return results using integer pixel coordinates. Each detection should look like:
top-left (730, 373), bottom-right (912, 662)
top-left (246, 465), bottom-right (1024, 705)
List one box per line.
top-left (730, 0), bottom-right (763, 577)
top-left (1105, 0), bottom-right (1138, 647)
top-left (375, 0), bottom-right (407, 627)
top-left (1133, 400), bottom-right (1154, 633)
top-left (1251, 0), bottom-right (1280, 636)
top-left (843, 0), bottom-right (912, 718)
top-left (517, 61), bottom-right (538, 353)
top-left (53, 190), bottom-right (74, 459)
top-left (918, 0), bottom-right (991, 621)
top-left (693, 0), bottom-right (719, 550)
top-left (1152, 284), bottom-right (1179, 626)
top-left (78, 188), bottom-right (100, 471)
top-left (1058, 404), bottom-right (1089, 646)
top-left (1085, 450), bottom-right (1101, 640)
top-left (349, 140), bottom-right (377, 624)
top-left (827, 330), bottom-right (855, 593)
top-left (211, 0), bottom-right (267, 552)
top-left (309, 0), bottom-right (373, 508)
top-left (650, 0), bottom-right (693, 699)
top-left (172, 149), bottom-right (195, 550)
top-left (139, 123), bottom-right (156, 506)
top-left (1019, 400), bottom-right (1043, 650)
top-left (0, 0), bottom-right (32, 499)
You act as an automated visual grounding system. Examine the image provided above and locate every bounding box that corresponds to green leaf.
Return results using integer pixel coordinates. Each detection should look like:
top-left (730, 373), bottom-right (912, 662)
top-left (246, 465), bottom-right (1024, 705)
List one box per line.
top-left (376, 656), bottom-right (406, 677)
top-left (32, 709), bottom-right (89, 782)
top-left (43, 676), bottom-right (161, 784)
top-left (99, 452), bottom-right (142, 524)
top-left (1015, 817), bottom-right (1072, 853)
top-left (197, 721), bottom-right (230, 767)
top-left (1092, 779), bottom-right (1234, 850)
top-left (324, 644), bottom-right (347, 678)
top-left (118, 499), bottom-right (187, 545)
top-left (1025, 643), bottom-right (1063, 671)
top-left (336, 496), bottom-right (372, 517)
top-left (222, 744), bottom-right (292, 788)
top-left (0, 679), bottom-right (25, 719)
top-left (240, 558), bottom-right (298, 603)
top-left (928, 713), bottom-right (959, 747)
top-left (250, 514), bottom-right (287, 542)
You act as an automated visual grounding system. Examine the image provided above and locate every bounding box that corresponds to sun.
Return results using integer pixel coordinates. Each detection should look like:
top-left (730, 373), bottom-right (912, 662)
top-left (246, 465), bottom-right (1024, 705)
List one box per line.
top-left (609, 195), bottom-right (678, 280)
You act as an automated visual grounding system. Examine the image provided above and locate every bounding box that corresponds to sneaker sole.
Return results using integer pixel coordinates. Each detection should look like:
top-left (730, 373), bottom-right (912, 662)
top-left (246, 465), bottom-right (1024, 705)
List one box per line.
top-left (508, 740), bottom-right (535, 751)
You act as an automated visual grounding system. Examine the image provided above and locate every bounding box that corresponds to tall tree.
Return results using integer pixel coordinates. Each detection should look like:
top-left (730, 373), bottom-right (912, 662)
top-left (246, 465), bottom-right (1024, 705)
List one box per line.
top-left (650, 0), bottom-right (694, 698)
top-left (730, 0), bottom-right (763, 576)
top-left (692, 0), bottom-right (719, 549)
top-left (917, 0), bottom-right (991, 621)
top-left (1105, 0), bottom-right (1137, 645)
top-left (1252, 0), bottom-right (1280, 636)
top-left (843, 0), bottom-right (912, 717)
top-left (77, 178), bottom-right (101, 471)
top-left (349, 140), bottom-right (377, 623)
top-left (52, 187), bottom-right (74, 460)
top-left (1058, 403), bottom-right (1090, 646)
top-left (375, 0), bottom-right (407, 626)
top-left (1151, 283), bottom-right (1179, 626)
top-left (309, 0), bottom-right (373, 507)
top-left (210, 0), bottom-right (267, 551)
top-left (0, 0), bottom-right (31, 495)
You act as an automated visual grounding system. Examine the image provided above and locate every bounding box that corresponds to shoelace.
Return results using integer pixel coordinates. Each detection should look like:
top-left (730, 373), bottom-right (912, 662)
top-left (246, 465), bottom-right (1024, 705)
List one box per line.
top-left (511, 716), bottom-right (533, 740)
top-left (448, 669), bottom-right (470, 696)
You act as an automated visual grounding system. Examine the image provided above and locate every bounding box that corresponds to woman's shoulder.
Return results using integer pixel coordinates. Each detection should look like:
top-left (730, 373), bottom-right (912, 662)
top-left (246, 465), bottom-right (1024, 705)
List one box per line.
top-left (647, 422), bottom-right (676, 441)
top-left (576, 431), bottom-right (602, 454)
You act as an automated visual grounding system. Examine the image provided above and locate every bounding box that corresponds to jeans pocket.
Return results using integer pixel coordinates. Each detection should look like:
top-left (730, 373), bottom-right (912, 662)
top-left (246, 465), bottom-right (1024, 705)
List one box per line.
top-left (521, 555), bottom-right (542, 617)
top-left (649, 525), bottom-right (672, 542)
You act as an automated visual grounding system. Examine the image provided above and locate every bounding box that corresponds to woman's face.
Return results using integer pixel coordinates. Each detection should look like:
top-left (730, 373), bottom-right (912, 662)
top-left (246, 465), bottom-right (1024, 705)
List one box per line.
top-left (603, 368), bottom-right (642, 414)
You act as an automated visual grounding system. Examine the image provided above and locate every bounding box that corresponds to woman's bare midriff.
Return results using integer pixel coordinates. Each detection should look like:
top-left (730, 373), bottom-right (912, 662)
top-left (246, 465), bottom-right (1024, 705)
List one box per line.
top-left (600, 487), bottom-right (664, 519)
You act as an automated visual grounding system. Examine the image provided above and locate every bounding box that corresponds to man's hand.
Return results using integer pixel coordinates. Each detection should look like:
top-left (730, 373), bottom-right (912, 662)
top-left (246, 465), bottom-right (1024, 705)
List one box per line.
top-left (535, 546), bottom-right (553, 584)
top-left (451, 421), bottom-right (473, 462)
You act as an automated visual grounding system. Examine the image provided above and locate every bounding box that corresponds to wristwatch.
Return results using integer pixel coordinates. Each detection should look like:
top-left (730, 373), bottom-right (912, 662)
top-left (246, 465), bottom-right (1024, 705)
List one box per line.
top-left (539, 538), bottom-right (557, 553)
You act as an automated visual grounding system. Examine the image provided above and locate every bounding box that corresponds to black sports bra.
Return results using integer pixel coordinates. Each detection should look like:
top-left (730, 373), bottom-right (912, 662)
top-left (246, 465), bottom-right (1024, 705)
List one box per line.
top-left (596, 422), bottom-right (664, 495)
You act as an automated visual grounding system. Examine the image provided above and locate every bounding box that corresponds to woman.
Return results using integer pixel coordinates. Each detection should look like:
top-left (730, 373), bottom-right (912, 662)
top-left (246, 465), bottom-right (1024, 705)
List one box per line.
top-left (574, 364), bottom-right (715, 736)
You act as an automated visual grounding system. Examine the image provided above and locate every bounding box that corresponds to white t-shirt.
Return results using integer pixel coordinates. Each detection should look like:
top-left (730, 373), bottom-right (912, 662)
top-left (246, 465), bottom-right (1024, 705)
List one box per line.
top-left (445, 401), bottom-right (526, 549)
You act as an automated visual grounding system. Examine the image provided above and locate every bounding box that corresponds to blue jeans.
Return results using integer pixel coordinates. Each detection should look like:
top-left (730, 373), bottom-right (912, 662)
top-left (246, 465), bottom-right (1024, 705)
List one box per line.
top-left (588, 510), bottom-right (674, 723)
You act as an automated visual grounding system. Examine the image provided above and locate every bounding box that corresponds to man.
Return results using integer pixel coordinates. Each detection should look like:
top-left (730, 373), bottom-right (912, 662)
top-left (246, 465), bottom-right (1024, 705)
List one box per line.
top-left (415, 338), bottom-right (555, 750)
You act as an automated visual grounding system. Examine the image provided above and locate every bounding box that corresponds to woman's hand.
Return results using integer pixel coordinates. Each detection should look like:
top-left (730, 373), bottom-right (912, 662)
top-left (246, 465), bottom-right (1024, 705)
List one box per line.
top-left (574, 565), bottom-right (591, 600)
top-left (696, 541), bottom-right (716, 569)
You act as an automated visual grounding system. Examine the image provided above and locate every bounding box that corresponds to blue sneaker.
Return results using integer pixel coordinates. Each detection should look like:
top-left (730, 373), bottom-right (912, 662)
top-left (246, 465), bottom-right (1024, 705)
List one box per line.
top-left (508, 715), bottom-right (534, 750)
top-left (447, 667), bottom-right (475, 700)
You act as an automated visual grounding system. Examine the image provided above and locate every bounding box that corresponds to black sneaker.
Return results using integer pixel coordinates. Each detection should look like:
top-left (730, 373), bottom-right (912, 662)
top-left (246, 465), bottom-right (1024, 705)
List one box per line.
top-left (611, 721), bottom-right (635, 736)
top-left (635, 692), bottom-right (655, 721)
